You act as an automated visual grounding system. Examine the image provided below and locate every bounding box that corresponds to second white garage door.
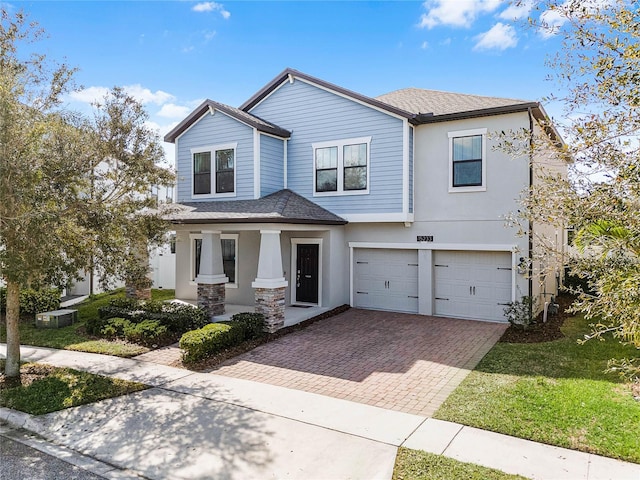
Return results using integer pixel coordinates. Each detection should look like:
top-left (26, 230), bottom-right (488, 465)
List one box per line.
top-left (354, 248), bottom-right (419, 313)
top-left (434, 250), bottom-right (512, 322)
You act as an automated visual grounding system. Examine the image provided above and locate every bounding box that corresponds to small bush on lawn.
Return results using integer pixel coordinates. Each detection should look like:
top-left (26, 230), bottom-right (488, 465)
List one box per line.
top-left (100, 317), bottom-right (133, 339)
top-left (0, 287), bottom-right (61, 316)
top-left (230, 312), bottom-right (266, 339)
top-left (180, 321), bottom-right (245, 364)
top-left (123, 320), bottom-right (170, 347)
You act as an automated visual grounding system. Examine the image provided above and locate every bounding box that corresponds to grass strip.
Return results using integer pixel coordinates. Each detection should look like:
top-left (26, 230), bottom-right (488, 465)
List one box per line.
top-left (392, 448), bottom-right (526, 480)
top-left (0, 360), bottom-right (148, 415)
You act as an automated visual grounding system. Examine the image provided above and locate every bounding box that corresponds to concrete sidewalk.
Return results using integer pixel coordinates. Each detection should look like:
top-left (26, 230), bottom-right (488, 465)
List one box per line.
top-left (1, 345), bottom-right (639, 480)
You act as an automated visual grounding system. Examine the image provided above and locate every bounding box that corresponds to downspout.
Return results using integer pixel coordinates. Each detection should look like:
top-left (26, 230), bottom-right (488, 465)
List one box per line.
top-left (527, 107), bottom-right (534, 311)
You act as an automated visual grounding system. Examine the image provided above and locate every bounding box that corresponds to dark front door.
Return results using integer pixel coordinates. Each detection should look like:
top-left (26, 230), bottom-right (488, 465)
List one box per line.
top-left (296, 244), bottom-right (319, 304)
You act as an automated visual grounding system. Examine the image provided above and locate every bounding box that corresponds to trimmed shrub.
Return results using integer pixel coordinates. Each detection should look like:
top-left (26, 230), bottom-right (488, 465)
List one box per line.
top-left (180, 321), bottom-right (245, 364)
top-left (97, 299), bottom-right (208, 336)
top-left (230, 312), bottom-right (266, 339)
top-left (124, 319), bottom-right (170, 347)
top-left (99, 317), bottom-right (134, 339)
top-left (0, 287), bottom-right (61, 315)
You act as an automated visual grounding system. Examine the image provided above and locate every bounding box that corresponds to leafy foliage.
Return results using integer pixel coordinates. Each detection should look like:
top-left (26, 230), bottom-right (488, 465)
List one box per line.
top-left (0, 10), bottom-right (174, 376)
top-left (503, 296), bottom-right (537, 330)
top-left (0, 287), bottom-right (61, 316)
top-left (503, 1), bottom-right (640, 379)
top-left (230, 312), bottom-right (266, 340)
top-left (179, 321), bottom-right (246, 364)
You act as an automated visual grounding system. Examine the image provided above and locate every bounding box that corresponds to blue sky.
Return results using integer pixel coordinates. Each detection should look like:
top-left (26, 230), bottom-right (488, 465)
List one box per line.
top-left (5, 1), bottom-right (566, 164)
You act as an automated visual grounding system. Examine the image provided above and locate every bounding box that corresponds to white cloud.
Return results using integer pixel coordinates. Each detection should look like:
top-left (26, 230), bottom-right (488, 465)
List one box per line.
top-left (157, 103), bottom-right (192, 119)
top-left (473, 22), bottom-right (518, 51)
top-left (538, 7), bottom-right (567, 39)
top-left (498, 0), bottom-right (534, 20)
top-left (421, 41), bottom-right (429, 49)
top-left (419, 0), bottom-right (502, 29)
top-left (440, 37), bottom-right (452, 46)
top-left (69, 86), bottom-right (110, 104)
top-left (192, 2), bottom-right (231, 19)
top-left (69, 85), bottom-right (174, 106)
top-left (124, 84), bottom-right (174, 105)
top-left (203, 30), bottom-right (216, 42)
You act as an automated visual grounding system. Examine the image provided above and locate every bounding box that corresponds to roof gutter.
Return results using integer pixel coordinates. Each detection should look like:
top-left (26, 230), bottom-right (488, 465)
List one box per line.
top-left (413, 102), bottom-right (540, 124)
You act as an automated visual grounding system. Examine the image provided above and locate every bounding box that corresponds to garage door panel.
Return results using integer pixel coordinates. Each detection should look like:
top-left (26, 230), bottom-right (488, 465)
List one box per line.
top-left (354, 249), bottom-right (418, 314)
top-left (434, 251), bottom-right (512, 322)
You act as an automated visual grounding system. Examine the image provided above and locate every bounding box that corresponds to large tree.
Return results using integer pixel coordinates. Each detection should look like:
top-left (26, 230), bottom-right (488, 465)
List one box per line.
top-left (515, 0), bottom-right (640, 378)
top-left (0, 10), bottom-right (173, 378)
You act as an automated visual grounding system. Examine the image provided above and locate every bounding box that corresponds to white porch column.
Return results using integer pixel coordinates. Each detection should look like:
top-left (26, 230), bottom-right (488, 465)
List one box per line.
top-left (252, 230), bottom-right (288, 332)
top-left (196, 230), bottom-right (228, 318)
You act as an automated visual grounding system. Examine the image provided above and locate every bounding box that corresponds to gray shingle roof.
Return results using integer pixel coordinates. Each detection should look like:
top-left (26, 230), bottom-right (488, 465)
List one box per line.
top-left (166, 189), bottom-right (347, 225)
top-left (164, 100), bottom-right (290, 143)
top-left (376, 88), bottom-right (534, 116)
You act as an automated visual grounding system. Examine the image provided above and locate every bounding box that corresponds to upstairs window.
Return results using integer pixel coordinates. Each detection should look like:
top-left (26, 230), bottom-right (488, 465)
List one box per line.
top-left (191, 143), bottom-right (236, 197)
top-left (312, 136), bottom-right (371, 196)
top-left (448, 129), bottom-right (487, 192)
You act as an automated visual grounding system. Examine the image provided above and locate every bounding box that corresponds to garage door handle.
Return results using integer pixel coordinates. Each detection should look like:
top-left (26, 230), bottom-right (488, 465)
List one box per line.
top-left (408, 295), bottom-right (418, 298)
top-left (435, 264), bottom-right (448, 267)
top-left (497, 267), bottom-right (512, 270)
top-left (357, 291), bottom-right (368, 294)
top-left (356, 261), bottom-right (368, 264)
top-left (497, 302), bottom-right (510, 305)
top-left (435, 297), bottom-right (449, 301)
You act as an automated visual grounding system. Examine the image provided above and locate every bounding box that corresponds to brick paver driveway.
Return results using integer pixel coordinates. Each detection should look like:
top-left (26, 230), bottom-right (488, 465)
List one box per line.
top-left (211, 309), bottom-right (507, 416)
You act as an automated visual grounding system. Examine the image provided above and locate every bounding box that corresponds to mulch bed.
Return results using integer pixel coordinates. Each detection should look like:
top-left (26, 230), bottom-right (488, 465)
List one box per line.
top-left (499, 294), bottom-right (575, 344)
top-left (0, 363), bottom-right (56, 390)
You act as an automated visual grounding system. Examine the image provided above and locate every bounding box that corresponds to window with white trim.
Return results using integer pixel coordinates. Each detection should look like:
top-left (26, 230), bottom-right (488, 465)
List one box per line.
top-left (448, 128), bottom-right (487, 192)
top-left (190, 233), bottom-right (238, 287)
top-left (312, 136), bottom-right (371, 195)
top-left (191, 143), bottom-right (237, 197)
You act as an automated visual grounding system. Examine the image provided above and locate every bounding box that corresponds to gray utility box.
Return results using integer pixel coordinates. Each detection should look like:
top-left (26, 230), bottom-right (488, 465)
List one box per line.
top-left (36, 309), bottom-right (78, 329)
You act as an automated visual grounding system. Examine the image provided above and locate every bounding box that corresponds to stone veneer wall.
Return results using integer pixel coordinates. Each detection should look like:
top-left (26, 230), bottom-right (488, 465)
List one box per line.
top-left (197, 283), bottom-right (226, 318)
top-left (126, 286), bottom-right (151, 301)
top-left (255, 287), bottom-right (286, 333)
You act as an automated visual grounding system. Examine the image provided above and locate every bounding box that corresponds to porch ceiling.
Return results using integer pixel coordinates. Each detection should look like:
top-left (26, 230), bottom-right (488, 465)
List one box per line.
top-left (167, 189), bottom-right (348, 225)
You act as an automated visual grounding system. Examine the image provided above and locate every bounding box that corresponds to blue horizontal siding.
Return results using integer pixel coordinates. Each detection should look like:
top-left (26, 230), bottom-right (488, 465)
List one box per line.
top-left (250, 79), bottom-right (405, 215)
top-left (260, 134), bottom-right (285, 196)
top-left (176, 111), bottom-right (254, 202)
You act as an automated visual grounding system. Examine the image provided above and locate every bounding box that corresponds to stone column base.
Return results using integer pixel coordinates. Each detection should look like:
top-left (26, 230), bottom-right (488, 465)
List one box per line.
top-left (255, 287), bottom-right (286, 333)
top-left (126, 286), bottom-right (151, 301)
top-left (198, 283), bottom-right (226, 318)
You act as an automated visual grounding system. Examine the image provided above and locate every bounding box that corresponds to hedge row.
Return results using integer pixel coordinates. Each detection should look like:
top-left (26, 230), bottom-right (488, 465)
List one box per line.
top-left (179, 312), bottom-right (266, 364)
top-left (99, 317), bottom-right (171, 347)
top-left (0, 288), bottom-right (61, 316)
top-left (87, 298), bottom-right (210, 346)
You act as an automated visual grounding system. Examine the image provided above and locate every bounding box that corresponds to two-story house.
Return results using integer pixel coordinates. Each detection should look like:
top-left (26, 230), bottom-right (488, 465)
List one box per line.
top-left (165, 68), bottom-right (566, 332)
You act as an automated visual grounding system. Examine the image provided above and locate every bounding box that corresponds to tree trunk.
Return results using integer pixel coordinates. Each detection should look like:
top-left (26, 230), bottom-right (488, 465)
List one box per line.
top-left (5, 280), bottom-right (21, 378)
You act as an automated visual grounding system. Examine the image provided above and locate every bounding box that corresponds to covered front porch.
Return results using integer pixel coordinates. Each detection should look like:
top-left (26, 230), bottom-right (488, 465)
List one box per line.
top-left (167, 190), bottom-right (349, 332)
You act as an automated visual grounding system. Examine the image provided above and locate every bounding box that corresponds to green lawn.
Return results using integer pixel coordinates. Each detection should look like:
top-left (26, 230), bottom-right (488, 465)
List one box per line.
top-left (434, 314), bottom-right (640, 463)
top-left (0, 360), bottom-right (148, 415)
top-left (392, 448), bottom-right (526, 480)
top-left (0, 289), bottom-right (175, 357)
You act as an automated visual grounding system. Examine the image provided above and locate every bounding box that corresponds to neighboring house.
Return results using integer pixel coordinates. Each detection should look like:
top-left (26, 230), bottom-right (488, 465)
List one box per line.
top-left (164, 68), bottom-right (566, 331)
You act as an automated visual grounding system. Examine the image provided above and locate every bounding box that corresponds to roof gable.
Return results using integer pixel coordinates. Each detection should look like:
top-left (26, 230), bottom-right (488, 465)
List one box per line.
top-left (164, 100), bottom-right (290, 144)
top-left (239, 68), bottom-right (416, 121)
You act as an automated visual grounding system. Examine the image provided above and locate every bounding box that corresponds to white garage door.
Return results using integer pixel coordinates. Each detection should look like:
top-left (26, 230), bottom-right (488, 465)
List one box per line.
top-left (354, 249), bottom-right (419, 313)
top-left (434, 251), bottom-right (512, 322)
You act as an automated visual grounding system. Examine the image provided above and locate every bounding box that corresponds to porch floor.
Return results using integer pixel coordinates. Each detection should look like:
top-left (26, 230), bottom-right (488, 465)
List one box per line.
top-left (172, 299), bottom-right (333, 327)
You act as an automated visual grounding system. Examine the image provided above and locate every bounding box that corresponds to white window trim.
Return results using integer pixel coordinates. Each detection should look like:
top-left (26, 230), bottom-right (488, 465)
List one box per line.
top-left (290, 238), bottom-right (323, 307)
top-left (448, 128), bottom-right (487, 193)
top-left (189, 233), bottom-right (239, 288)
top-left (191, 142), bottom-right (238, 199)
top-left (312, 136), bottom-right (371, 197)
